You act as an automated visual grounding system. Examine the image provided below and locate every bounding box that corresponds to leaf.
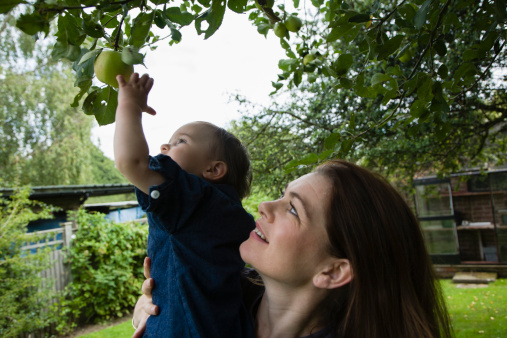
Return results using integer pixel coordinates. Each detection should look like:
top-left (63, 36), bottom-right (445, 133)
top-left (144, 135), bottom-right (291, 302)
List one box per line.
top-left (435, 122), bottom-right (451, 141)
top-left (0, 0), bottom-right (22, 14)
top-left (339, 139), bottom-right (354, 157)
top-left (165, 7), bottom-right (194, 26)
top-left (324, 133), bottom-right (341, 150)
top-left (340, 77), bottom-right (354, 89)
top-left (299, 153), bottom-right (319, 165)
top-left (293, 68), bottom-right (303, 87)
top-left (228, 0), bottom-right (248, 14)
top-left (82, 87), bottom-right (119, 126)
top-left (122, 47), bottom-right (144, 65)
top-left (355, 85), bottom-right (377, 99)
top-left (417, 76), bottom-right (433, 100)
top-left (434, 38), bottom-right (447, 57)
top-left (256, 23), bottom-right (270, 37)
top-left (78, 49), bottom-right (102, 65)
top-left (318, 149), bottom-right (334, 160)
top-left (333, 53), bottom-right (353, 76)
top-left (71, 80), bottom-right (92, 108)
top-left (454, 63), bottom-right (476, 82)
top-left (371, 73), bottom-right (392, 86)
top-left (438, 64), bottom-right (448, 79)
top-left (463, 49), bottom-right (480, 62)
top-left (327, 23), bottom-right (355, 43)
top-left (271, 82), bottom-right (283, 90)
top-left (82, 19), bottom-right (105, 39)
top-left (195, 0), bottom-right (227, 39)
top-left (278, 59), bottom-right (298, 71)
top-left (170, 28), bottom-right (182, 42)
top-left (280, 39), bottom-right (296, 58)
top-left (349, 13), bottom-right (371, 23)
top-left (410, 99), bottom-right (427, 118)
top-left (377, 35), bottom-right (404, 60)
top-left (495, 0), bottom-right (506, 23)
top-left (73, 48), bottom-right (96, 86)
top-left (16, 12), bottom-right (51, 36)
top-left (130, 11), bottom-right (155, 48)
top-left (414, 0), bottom-right (432, 29)
top-left (51, 41), bottom-right (82, 61)
top-left (57, 13), bottom-right (85, 46)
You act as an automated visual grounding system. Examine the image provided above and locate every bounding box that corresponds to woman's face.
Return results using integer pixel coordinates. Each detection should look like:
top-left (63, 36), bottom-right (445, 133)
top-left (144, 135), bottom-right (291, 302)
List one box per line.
top-left (240, 173), bottom-right (333, 287)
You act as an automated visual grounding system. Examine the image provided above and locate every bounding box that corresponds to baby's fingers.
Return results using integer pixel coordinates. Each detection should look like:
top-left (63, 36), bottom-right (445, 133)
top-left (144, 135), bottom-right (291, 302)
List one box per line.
top-left (116, 74), bottom-right (127, 87)
top-left (145, 106), bottom-right (156, 116)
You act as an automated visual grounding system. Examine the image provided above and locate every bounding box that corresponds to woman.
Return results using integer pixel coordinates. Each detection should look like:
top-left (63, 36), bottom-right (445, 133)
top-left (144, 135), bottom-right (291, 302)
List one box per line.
top-left (133, 160), bottom-right (453, 337)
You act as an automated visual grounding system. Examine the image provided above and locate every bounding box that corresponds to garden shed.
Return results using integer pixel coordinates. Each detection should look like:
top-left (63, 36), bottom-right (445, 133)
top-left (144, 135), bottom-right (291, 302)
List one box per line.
top-left (0, 183), bottom-right (136, 231)
top-left (414, 168), bottom-right (507, 265)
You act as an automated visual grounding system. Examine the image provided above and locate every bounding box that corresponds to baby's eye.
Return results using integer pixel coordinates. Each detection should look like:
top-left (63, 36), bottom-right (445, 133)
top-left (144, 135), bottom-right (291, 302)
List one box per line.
top-left (176, 138), bottom-right (186, 144)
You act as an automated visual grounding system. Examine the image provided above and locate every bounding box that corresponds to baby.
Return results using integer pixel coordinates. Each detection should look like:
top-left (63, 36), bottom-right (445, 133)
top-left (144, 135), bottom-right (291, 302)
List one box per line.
top-left (114, 73), bottom-right (255, 337)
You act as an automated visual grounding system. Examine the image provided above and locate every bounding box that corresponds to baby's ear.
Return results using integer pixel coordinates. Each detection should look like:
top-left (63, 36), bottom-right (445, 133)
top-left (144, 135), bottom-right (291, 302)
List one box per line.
top-left (202, 161), bottom-right (227, 182)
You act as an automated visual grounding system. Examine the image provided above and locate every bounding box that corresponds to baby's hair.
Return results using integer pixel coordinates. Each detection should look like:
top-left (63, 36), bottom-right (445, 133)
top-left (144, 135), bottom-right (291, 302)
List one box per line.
top-left (204, 123), bottom-right (252, 199)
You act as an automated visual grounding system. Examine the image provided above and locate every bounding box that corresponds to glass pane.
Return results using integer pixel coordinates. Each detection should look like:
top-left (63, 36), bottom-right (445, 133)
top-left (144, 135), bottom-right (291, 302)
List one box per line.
top-left (415, 183), bottom-right (453, 217)
top-left (420, 220), bottom-right (458, 254)
top-left (491, 171), bottom-right (507, 262)
top-left (498, 228), bottom-right (507, 262)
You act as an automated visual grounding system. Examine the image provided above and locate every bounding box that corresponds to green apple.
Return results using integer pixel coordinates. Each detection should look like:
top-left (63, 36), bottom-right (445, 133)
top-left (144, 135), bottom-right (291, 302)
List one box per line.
top-left (94, 50), bottom-right (134, 88)
top-left (274, 22), bottom-right (287, 38)
top-left (285, 15), bottom-right (302, 32)
top-left (303, 53), bottom-right (316, 66)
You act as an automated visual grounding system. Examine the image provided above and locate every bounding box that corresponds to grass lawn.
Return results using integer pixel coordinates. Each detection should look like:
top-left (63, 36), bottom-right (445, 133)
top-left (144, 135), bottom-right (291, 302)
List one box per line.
top-left (77, 320), bottom-right (134, 338)
top-left (441, 278), bottom-right (506, 337)
top-left (79, 279), bottom-right (507, 338)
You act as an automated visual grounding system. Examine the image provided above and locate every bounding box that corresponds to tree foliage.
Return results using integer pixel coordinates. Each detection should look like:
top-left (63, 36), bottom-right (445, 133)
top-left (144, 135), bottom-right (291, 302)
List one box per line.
top-left (0, 188), bottom-right (57, 337)
top-left (3, 0), bottom-right (506, 187)
top-left (55, 209), bottom-right (147, 334)
top-left (232, 0), bottom-right (507, 192)
top-left (0, 12), bottom-right (126, 187)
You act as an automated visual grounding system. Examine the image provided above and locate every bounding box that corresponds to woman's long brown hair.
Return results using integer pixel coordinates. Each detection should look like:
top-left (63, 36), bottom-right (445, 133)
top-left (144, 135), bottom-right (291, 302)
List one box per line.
top-left (314, 160), bottom-right (453, 338)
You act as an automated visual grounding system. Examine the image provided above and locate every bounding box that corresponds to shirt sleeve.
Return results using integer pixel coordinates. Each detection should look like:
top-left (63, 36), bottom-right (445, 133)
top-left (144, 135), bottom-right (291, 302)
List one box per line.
top-left (135, 154), bottom-right (208, 233)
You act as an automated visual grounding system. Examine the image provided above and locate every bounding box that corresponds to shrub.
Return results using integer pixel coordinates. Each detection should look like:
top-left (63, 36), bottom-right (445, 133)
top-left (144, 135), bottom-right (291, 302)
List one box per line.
top-left (55, 209), bottom-right (148, 334)
top-left (0, 188), bottom-right (57, 337)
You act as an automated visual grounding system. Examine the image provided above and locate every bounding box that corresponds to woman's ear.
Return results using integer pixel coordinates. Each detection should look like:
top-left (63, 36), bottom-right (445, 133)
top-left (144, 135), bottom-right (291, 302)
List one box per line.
top-left (202, 161), bottom-right (227, 182)
top-left (313, 258), bottom-right (352, 290)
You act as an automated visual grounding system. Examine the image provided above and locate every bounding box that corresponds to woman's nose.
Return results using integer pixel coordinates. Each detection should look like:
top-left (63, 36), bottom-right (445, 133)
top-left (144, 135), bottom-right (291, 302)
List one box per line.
top-left (258, 200), bottom-right (276, 222)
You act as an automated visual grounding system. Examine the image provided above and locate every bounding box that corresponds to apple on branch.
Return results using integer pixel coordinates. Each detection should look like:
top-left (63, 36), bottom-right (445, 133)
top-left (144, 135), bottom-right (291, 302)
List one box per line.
top-left (94, 50), bottom-right (134, 88)
top-left (285, 15), bottom-right (302, 32)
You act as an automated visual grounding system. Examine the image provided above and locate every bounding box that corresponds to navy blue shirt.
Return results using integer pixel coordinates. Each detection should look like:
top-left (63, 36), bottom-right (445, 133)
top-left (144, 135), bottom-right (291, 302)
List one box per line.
top-left (136, 155), bottom-right (255, 337)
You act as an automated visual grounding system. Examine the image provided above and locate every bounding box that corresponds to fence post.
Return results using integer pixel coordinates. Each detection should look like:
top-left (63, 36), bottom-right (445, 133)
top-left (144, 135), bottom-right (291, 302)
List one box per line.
top-left (63, 221), bottom-right (73, 248)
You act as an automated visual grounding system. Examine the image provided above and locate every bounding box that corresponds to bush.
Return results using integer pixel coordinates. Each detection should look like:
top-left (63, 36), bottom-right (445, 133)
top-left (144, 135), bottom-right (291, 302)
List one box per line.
top-left (0, 188), bottom-right (57, 337)
top-left (55, 209), bottom-right (148, 334)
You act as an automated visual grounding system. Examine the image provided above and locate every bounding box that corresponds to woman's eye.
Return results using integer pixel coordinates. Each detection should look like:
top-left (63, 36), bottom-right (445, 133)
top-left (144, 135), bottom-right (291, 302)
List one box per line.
top-left (289, 202), bottom-right (298, 217)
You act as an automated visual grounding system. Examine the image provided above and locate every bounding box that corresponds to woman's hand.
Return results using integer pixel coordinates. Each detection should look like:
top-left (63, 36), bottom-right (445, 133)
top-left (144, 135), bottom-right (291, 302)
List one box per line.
top-left (132, 257), bottom-right (160, 338)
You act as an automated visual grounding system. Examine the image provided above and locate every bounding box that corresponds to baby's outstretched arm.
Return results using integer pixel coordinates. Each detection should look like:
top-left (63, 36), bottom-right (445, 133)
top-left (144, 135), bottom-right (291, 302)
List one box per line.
top-left (114, 73), bottom-right (163, 194)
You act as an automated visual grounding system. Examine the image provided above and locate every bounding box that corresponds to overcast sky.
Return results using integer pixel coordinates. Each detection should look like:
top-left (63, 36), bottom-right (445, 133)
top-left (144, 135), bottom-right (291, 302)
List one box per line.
top-left (92, 10), bottom-right (286, 159)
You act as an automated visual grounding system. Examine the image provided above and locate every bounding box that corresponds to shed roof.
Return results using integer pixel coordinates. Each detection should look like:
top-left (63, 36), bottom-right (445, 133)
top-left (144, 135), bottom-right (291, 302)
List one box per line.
top-left (0, 184), bottom-right (135, 210)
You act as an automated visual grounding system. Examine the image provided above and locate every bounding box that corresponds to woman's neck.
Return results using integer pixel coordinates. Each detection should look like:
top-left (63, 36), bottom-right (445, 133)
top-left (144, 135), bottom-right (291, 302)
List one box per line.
top-left (255, 279), bottom-right (329, 338)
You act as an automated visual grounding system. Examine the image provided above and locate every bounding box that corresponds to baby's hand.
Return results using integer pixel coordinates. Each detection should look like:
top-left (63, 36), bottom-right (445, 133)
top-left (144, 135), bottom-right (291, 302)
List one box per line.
top-left (117, 73), bottom-right (157, 116)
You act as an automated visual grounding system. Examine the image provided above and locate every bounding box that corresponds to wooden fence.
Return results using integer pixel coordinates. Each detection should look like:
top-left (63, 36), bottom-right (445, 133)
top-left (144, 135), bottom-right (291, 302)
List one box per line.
top-left (19, 222), bottom-right (75, 338)
top-left (23, 222), bottom-right (74, 294)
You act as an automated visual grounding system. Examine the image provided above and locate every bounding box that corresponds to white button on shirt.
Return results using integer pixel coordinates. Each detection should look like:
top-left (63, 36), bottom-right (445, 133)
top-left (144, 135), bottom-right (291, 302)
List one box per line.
top-left (150, 190), bottom-right (160, 199)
